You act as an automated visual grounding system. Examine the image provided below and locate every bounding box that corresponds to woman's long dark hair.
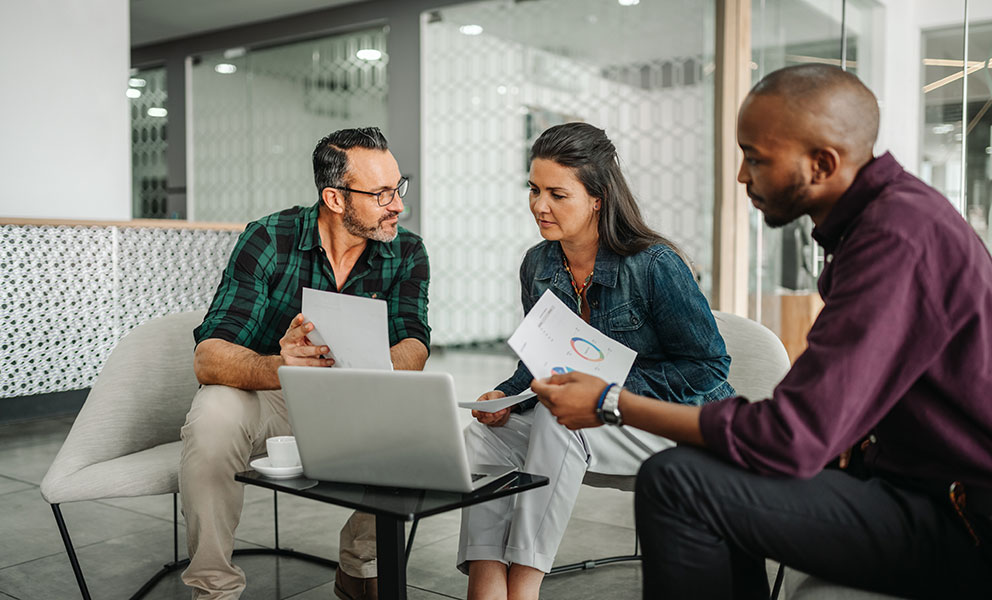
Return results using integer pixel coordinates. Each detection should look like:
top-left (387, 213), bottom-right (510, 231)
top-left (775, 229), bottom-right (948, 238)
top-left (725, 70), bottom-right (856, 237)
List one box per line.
top-left (530, 122), bottom-right (686, 262)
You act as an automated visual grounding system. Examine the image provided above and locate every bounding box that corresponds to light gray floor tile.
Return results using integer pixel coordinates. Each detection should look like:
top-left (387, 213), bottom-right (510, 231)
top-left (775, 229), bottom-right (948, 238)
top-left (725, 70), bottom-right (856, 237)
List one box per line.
top-left (0, 429), bottom-right (70, 485)
top-left (0, 523), bottom-right (181, 600)
top-left (0, 488), bottom-right (165, 569)
top-left (410, 510), bottom-right (462, 550)
top-left (236, 492), bottom-right (351, 560)
top-left (0, 524), bottom-right (321, 600)
top-left (543, 561), bottom-right (641, 599)
top-left (0, 419), bottom-right (72, 451)
top-left (405, 534), bottom-right (467, 599)
top-left (286, 580), bottom-right (459, 600)
top-left (98, 493), bottom-right (184, 523)
top-left (553, 516), bottom-right (637, 568)
top-left (0, 475), bottom-right (32, 497)
top-left (568, 484), bottom-right (635, 529)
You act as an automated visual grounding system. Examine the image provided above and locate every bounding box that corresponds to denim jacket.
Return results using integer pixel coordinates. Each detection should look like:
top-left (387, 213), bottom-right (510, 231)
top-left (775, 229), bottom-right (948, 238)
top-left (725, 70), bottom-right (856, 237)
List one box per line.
top-left (497, 241), bottom-right (735, 410)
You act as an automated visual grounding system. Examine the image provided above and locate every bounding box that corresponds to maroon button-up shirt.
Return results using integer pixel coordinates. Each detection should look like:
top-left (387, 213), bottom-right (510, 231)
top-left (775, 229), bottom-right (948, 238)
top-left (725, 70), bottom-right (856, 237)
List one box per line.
top-left (700, 152), bottom-right (992, 488)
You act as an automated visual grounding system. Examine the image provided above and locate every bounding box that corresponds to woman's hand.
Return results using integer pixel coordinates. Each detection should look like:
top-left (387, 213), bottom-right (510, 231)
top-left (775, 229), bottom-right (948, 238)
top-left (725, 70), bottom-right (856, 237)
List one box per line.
top-left (472, 390), bottom-right (511, 427)
top-left (531, 372), bottom-right (607, 430)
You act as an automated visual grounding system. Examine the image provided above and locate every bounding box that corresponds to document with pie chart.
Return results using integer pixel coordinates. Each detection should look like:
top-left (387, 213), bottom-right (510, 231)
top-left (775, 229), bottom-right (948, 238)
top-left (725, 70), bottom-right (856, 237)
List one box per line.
top-left (507, 289), bottom-right (637, 385)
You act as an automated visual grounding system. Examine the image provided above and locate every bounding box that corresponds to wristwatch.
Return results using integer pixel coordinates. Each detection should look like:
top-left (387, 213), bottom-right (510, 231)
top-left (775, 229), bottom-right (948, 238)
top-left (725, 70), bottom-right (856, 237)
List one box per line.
top-left (597, 383), bottom-right (623, 426)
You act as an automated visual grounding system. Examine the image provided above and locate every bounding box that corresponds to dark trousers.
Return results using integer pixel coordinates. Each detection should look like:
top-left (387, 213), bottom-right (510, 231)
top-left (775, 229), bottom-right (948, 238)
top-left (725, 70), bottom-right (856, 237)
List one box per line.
top-left (635, 447), bottom-right (992, 600)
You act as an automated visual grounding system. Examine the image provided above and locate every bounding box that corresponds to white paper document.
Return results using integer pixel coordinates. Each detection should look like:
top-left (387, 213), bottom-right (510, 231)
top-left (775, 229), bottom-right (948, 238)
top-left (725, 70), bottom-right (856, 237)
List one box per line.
top-left (457, 391), bottom-right (537, 413)
top-left (301, 287), bottom-right (392, 370)
top-left (507, 289), bottom-right (637, 384)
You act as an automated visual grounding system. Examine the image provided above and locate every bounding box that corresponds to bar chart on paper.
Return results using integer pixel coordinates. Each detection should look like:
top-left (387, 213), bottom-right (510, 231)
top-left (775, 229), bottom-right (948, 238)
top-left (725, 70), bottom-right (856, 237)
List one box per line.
top-left (508, 290), bottom-right (636, 384)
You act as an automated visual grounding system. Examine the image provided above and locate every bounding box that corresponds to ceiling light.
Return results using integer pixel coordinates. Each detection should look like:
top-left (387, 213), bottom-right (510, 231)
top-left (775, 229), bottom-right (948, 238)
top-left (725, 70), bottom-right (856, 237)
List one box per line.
top-left (214, 63), bottom-right (237, 74)
top-left (128, 77), bottom-right (147, 88)
top-left (618, 0), bottom-right (640, 5)
top-left (147, 107), bottom-right (168, 118)
top-left (223, 47), bottom-right (247, 59)
top-left (459, 24), bottom-right (483, 35)
top-left (126, 88), bottom-right (141, 99)
top-left (356, 49), bottom-right (382, 61)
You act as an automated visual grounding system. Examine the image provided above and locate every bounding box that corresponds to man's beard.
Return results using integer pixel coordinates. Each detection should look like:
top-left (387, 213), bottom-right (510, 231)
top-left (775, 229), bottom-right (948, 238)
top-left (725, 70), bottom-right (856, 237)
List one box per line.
top-left (342, 197), bottom-right (398, 242)
top-left (759, 173), bottom-right (811, 229)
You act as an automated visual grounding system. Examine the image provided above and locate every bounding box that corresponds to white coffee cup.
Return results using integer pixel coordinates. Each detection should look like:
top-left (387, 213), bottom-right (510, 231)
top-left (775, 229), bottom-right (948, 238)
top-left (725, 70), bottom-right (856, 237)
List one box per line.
top-left (266, 436), bottom-right (301, 468)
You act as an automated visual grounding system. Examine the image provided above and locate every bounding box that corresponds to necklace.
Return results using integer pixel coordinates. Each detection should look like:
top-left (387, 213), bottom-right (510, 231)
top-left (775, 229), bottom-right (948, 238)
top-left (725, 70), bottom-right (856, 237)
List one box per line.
top-left (562, 255), bottom-right (593, 315)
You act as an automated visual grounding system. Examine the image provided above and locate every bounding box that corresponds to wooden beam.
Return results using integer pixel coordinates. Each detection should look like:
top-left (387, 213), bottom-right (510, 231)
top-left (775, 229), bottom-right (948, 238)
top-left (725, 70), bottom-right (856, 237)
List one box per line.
top-left (712, 0), bottom-right (751, 316)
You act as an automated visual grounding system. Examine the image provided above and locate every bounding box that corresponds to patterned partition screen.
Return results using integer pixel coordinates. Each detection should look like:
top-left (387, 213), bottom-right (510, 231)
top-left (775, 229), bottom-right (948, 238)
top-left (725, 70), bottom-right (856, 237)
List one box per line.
top-left (0, 225), bottom-right (239, 397)
top-left (422, 0), bottom-right (715, 345)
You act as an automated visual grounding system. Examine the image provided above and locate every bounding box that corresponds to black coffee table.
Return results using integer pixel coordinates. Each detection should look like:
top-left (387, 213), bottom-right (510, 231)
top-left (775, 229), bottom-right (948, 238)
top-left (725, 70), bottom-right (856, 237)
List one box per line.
top-left (236, 470), bottom-right (548, 599)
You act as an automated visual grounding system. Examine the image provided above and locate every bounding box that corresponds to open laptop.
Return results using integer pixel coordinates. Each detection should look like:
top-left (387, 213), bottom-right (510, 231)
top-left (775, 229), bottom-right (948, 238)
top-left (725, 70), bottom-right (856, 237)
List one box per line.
top-left (277, 366), bottom-right (517, 493)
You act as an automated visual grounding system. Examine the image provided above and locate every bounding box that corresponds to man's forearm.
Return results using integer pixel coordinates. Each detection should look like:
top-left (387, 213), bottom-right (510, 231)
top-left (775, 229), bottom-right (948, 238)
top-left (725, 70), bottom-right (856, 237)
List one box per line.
top-left (620, 390), bottom-right (706, 447)
top-left (194, 338), bottom-right (283, 390)
top-left (390, 338), bottom-right (429, 371)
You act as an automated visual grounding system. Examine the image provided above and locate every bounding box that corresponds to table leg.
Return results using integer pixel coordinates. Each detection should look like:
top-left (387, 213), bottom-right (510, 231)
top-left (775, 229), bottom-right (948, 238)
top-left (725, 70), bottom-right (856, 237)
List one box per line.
top-left (375, 514), bottom-right (407, 600)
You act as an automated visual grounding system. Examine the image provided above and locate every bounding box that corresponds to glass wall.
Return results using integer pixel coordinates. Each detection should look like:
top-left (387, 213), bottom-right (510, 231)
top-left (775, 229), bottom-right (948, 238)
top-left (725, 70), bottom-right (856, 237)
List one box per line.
top-left (921, 19), bottom-right (992, 249)
top-left (422, 0), bottom-right (716, 345)
top-left (748, 0), bottom-right (882, 359)
top-left (188, 27), bottom-right (389, 223)
top-left (128, 66), bottom-right (170, 219)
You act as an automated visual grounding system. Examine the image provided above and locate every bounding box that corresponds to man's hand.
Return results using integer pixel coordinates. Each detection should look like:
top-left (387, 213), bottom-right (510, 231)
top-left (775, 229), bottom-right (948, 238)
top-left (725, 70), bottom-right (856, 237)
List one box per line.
top-left (279, 313), bottom-right (334, 367)
top-left (530, 372), bottom-right (606, 430)
top-left (472, 391), bottom-right (511, 427)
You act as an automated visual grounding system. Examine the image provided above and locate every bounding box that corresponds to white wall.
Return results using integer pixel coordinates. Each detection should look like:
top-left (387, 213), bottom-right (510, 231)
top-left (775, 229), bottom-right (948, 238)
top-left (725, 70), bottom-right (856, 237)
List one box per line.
top-left (0, 0), bottom-right (131, 221)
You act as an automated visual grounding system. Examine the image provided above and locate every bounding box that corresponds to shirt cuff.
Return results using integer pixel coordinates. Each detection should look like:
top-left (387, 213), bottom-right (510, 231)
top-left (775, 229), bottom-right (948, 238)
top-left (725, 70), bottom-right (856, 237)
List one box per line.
top-left (699, 396), bottom-right (746, 465)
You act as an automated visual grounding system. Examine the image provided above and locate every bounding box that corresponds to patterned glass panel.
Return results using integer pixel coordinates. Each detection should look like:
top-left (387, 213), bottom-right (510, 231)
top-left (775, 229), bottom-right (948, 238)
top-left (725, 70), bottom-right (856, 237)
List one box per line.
top-left (422, 0), bottom-right (715, 345)
top-left (0, 225), bottom-right (238, 397)
top-left (129, 66), bottom-right (170, 218)
top-left (190, 28), bottom-right (389, 223)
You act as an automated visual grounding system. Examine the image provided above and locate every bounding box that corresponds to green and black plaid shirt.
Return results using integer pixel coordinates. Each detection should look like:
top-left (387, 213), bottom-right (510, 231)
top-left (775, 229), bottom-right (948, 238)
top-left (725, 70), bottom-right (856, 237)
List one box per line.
top-left (194, 201), bottom-right (430, 355)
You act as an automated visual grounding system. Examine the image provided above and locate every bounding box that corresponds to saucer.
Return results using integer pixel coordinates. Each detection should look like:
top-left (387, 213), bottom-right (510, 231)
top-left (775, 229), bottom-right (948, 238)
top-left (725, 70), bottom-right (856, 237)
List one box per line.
top-left (250, 457), bottom-right (304, 479)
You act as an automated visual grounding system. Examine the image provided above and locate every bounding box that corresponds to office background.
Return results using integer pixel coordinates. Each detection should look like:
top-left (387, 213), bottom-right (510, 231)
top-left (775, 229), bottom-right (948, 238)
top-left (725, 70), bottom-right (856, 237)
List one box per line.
top-left (0, 1), bottom-right (990, 598)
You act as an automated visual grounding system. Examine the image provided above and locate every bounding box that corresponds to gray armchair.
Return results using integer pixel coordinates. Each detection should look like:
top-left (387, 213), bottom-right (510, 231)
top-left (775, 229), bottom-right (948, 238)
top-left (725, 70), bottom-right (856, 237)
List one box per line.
top-left (40, 310), bottom-right (333, 600)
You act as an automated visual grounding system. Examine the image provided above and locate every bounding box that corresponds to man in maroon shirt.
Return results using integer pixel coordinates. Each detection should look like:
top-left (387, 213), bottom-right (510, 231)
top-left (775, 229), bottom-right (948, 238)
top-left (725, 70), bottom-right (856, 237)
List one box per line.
top-left (531, 64), bottom-right (992, 598)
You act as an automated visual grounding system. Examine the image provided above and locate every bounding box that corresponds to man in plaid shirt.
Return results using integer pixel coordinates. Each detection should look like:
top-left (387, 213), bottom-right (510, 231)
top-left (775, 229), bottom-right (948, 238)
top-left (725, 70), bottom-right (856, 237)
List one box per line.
top-left (180, 127), bottom-right (430, 600)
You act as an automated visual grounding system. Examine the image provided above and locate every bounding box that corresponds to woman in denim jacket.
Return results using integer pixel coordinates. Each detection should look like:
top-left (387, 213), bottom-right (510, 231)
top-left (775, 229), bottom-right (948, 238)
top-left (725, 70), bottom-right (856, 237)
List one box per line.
top-left (457, 122), bottom-right (735, 599)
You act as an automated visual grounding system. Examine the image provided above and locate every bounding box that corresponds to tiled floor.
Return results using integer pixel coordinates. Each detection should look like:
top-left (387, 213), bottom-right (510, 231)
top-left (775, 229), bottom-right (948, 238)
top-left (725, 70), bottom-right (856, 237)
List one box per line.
top-left (0, 351), bottom-right (650, 600)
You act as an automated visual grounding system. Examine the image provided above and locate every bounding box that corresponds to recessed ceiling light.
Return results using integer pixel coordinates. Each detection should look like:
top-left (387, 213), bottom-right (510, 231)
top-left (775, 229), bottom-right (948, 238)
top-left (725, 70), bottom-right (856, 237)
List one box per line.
top-left (223, 47), bottom-right (247, 59)
top-left (128, 78), bottom-right (147, 88)
top-left (618, 0), bottom-right (640, 5)
top-left (148, 107), bottom-right (168, 118)
top-left (214, 63), bottom-right (237, 74)
top-left (126, 88), bottom-right (141, 99)
top-left (459, 24), bottom-right (483, 35)
top-left (357, 49), bottom-right (383, 61)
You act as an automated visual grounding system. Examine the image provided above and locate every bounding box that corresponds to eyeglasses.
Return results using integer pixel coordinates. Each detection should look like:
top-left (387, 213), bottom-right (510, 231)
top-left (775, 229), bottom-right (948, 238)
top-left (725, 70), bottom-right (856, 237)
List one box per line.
top-left (333, 177), bottom-right (409, 207)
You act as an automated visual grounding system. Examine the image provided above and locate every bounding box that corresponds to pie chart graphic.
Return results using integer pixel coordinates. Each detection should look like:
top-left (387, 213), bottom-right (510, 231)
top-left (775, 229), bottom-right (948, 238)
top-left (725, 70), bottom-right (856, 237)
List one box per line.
top-left (570, 337), bottom-right (605, 362)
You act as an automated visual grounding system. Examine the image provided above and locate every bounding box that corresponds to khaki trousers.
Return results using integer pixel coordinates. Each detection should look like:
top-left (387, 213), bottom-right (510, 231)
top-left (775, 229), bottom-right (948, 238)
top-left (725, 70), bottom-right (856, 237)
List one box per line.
top-left (179, 384), bottom-right (377, 599)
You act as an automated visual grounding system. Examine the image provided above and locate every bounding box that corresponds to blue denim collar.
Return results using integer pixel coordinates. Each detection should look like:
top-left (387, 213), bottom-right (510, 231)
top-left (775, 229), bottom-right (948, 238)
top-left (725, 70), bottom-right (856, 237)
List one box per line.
top-left (534, 241), bottom-right (621, 289)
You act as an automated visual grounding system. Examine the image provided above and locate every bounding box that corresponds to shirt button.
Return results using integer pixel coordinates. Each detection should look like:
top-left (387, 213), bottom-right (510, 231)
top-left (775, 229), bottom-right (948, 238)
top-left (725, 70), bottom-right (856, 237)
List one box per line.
top-left (590, 300), bottom-right (599, 308)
